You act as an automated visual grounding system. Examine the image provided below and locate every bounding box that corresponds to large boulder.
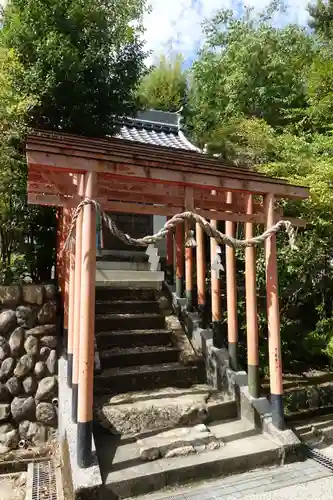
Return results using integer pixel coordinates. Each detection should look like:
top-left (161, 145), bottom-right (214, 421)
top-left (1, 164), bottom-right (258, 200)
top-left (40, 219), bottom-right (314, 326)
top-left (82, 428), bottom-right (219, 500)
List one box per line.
top-left (0, 311), bottom-right (16, 336)
top-left (14, 354), bottom-right (34, 378)
top-left (0, 404), bottom-right (10, 423)
top-left (0, 423), bottom-right (19, 452)
top-left (0, 338), bottom-right (10, 363)
top-left (25, 325), bottom-right (56, 338)
top-left (46, 350), bottom-right (57, 375)
top-left (0, 286), bottom-right (21, 308)
top-left (36, 402), bottom-right (57, 426)
top-left (9, 328), bottom-right (25, 357)
top-left (24, 336), bottom-right (39, 356)
top-left (16, 306), bottom-right (36, 329)
top-left (40, 336), bottom-right (57, 349)
top-left (35, 376), bottom-right (57, 402)
top-left (22, 285), bottom-right (44, 306)
top-left (22, 376), bottom-right (37, 396)
top-left (44, 285), bottom-right (56, 301)
top-left (11, 396), bottom-right (35, 422)
top-left (34, 362), bottom-right (46, 380)
top-left (6, 377), bottom-right (21, 397)
top-left (26, 422), bottom-right (50, 446)
top-left (38, 301), bottom-right (57, 325)
top-left (0, 358), bottom-right (15, 382)
top-left (0, 383), bottom-right (10, 403)
top-left (39, 347), bottom-right (51, 361)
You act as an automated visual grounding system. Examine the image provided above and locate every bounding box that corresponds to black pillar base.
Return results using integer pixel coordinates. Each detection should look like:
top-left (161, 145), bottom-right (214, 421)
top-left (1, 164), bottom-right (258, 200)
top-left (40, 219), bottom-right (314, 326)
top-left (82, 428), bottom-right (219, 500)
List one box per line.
top-left (248, 364), bottom-right (260, 399)
top-left (198, 303), bottom-right (208, 329)
top-left (228, 342), bottom-right (238, 371)
top-left (176, 277), bottom-right (184, 298)
top-left (67, 353), bottom-right (73, 389)
top-left (77, 421), bottom-right (93, 468)
top-left (63, 328), bottom-right (68, 360)
top-left (212, 321), bottom-right (224, 348)
top-left (185, 290), bottom-right (193, 311)
top-left (166, 265), bottom-right (174, 285)
top-left (271, 393), bottom-right (285, 430)
top-left (72, 383), bottom-right (78, 423)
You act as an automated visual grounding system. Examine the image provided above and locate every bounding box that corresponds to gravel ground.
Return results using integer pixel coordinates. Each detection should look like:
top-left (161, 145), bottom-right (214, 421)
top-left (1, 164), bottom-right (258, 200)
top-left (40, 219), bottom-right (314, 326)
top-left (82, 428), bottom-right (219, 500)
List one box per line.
top-left (236, 476), bottom-right (333, 500)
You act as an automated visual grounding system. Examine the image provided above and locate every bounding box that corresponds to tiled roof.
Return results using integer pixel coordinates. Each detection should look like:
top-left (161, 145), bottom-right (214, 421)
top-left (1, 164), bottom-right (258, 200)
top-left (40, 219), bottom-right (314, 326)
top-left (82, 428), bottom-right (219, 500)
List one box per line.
top-left (114, 110), bottom-right (201, 152)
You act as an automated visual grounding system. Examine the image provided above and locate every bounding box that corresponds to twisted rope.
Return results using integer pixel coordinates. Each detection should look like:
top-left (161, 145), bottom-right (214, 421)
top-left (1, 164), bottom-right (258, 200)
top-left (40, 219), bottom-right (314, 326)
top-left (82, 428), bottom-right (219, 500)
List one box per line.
top-left (62, 198), bottom-right (298, 255)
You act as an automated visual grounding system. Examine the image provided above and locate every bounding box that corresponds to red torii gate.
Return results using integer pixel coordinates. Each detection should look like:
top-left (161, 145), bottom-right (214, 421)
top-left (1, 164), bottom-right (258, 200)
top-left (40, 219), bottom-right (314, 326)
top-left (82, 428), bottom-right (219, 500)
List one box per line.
top-left (26, 129), bottom-right (309, 468)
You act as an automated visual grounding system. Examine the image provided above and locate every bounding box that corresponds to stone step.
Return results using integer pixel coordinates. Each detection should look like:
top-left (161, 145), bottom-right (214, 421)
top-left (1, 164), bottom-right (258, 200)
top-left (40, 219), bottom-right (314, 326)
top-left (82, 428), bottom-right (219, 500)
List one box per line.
top-left (95, 386), bottom-right (237, 436)
top-left (95, 288), bottom-right (157, 302)
top-left (95, 329), bottom-right (173, 349)
top-left (95, 270), bottom-right (164, 289)
top-left (95, 313), bottom-right (165, 332)
top-left (95, 300), bottom-right (160, 315)
top-left (98, 250), bottom-right (148, 261)
top-left (94, 363), bottom-right (203, 394)
top-left (99, 345), bottom-right (180, 369)
top-left (97, 261), bottom-right (151, 271)
top-left (95, 429), bottom-right (284, 499)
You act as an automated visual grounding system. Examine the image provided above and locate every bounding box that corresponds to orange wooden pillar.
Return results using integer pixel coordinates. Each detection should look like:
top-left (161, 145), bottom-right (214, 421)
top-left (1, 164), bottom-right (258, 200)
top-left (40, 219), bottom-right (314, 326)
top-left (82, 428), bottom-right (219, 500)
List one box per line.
top-left (185, 188), bottom-right (194, 309)
top-left (225, 192), bottom-right (238, 370)
top-left (67, 216), bottom-right (76, 388)
top-left (166, 217), bottom-right (174, 285)
top-left (211, 219), bottom-right (223, 347)
top-left (196, 223), bottom-right (206, 327)
top-left (176, 223), bottom-right (184, 297)
top-left (245, 194), bottom-right (260, 398)
top-left (265, 193), bottom-right (284, 430)
top-left (72, 175), bottom-right (85, 422)
top-left (77, 171), bottom-right (97, 468)
top-left (63, 208), bottom-right (70, 338)
top-left (185, 221), bottom-right (193, 309)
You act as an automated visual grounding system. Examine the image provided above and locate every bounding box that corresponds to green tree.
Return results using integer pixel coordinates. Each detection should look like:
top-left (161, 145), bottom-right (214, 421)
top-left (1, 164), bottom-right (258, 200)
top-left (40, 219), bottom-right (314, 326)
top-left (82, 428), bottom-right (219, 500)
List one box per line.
top-left (308, 0), bottom-right (333, 40)
top-left (187, 6), bottom-right (314, 144)
top-left (0, 0), bottom-right (148, 283)
top-left (137, 55), bottom-right (187, 112)
top-left (1, 0), bottom-right (148, 136)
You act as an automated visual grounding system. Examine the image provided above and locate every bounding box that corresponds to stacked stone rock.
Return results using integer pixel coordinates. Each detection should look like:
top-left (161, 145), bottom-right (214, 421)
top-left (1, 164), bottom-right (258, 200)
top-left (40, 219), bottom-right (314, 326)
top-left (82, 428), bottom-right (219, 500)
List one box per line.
top-left (0, 284), bottom-right (58, 453)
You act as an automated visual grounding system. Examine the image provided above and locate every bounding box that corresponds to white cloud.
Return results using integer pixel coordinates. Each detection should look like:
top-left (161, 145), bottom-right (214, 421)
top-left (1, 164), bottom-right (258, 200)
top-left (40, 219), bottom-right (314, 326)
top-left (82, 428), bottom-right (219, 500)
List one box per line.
top-left (143, 0), bottom-right (312, 63)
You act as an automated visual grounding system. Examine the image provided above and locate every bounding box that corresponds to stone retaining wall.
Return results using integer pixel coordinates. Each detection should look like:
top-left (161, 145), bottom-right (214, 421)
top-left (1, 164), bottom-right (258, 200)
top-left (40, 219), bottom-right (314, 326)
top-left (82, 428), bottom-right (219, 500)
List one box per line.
top-left (0, 284), bottom-right (58, 453)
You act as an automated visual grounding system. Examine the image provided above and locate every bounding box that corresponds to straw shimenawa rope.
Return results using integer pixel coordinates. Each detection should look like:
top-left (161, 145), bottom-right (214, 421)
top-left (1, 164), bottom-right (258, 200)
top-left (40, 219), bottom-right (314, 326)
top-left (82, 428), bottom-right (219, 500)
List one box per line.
top-left (62, 198), bottom-right (298, 255)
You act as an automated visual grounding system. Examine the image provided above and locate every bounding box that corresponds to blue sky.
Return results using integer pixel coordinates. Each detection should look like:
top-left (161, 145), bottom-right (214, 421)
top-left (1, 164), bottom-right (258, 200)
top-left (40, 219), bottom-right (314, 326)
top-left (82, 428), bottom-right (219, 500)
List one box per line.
top-left (0, 0), bottom-right (312, 64)
top-left (143, 0), bottom-right (312, 64)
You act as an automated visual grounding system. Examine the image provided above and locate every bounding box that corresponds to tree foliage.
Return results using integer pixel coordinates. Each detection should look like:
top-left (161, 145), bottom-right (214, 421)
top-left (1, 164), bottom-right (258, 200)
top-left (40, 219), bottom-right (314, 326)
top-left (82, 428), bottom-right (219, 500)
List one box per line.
top-left (1, 0), bottom-right (147, 136)
top-left (179, 3), bottom-right (333, 370)
top-left (187, 8), bottom-right (313, 144)
top-left (137, 55), bottom-right (187, 112)
top-left (0, 0), bottom-right (148, 283)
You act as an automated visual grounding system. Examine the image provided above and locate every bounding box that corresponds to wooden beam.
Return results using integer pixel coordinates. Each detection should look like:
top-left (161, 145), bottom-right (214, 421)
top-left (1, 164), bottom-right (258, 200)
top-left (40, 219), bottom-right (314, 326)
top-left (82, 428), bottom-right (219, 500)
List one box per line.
top-left (27, 150), bottom-right (309, 199)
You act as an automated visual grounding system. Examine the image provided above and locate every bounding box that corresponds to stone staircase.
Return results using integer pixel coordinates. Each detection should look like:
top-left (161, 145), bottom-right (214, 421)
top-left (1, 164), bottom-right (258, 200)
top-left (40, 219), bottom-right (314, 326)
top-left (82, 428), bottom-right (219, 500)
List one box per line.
top-left (92, 251), bottom-right (294, 499)
top-left (94, 286), bottom-right (204, 394)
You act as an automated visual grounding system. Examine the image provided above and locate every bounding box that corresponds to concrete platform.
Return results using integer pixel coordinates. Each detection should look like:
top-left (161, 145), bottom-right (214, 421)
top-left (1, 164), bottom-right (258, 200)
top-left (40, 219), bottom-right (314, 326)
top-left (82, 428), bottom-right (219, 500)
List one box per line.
top-left (97, 261), bottom-right (151, 271)
top-left (96, 429), bottom-right (285, 498)
top-left (96, 270), bottom-right (164, 289)
top-left (95, 386), bottom-right (237, 436)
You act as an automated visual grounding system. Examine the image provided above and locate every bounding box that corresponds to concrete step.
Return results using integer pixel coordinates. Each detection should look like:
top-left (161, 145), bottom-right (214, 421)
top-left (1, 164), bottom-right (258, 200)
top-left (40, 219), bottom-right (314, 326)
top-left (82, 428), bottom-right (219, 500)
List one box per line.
top-left (95, 429), bottom-right (284, 498)
top-left (95, 329), bottom-right (173, 349)
top-left (99, 345), bottom-right (180, 369)
top-left (95, 386), bottom-right (237, 436)
top-left (94, 363), bottom-right (203, 394)
top-left (99, 250), bottom-right (148, 261)
top-left (95, 300), bottom-right (160, 315)
top-left (96, 270), bottom-right (164, 289)
top-left (97, 261), bottom-right (151, 271)
top-left (95, 313), bottom-right (165, 332)
top-left (95, 288), bottom-right (157, 302)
